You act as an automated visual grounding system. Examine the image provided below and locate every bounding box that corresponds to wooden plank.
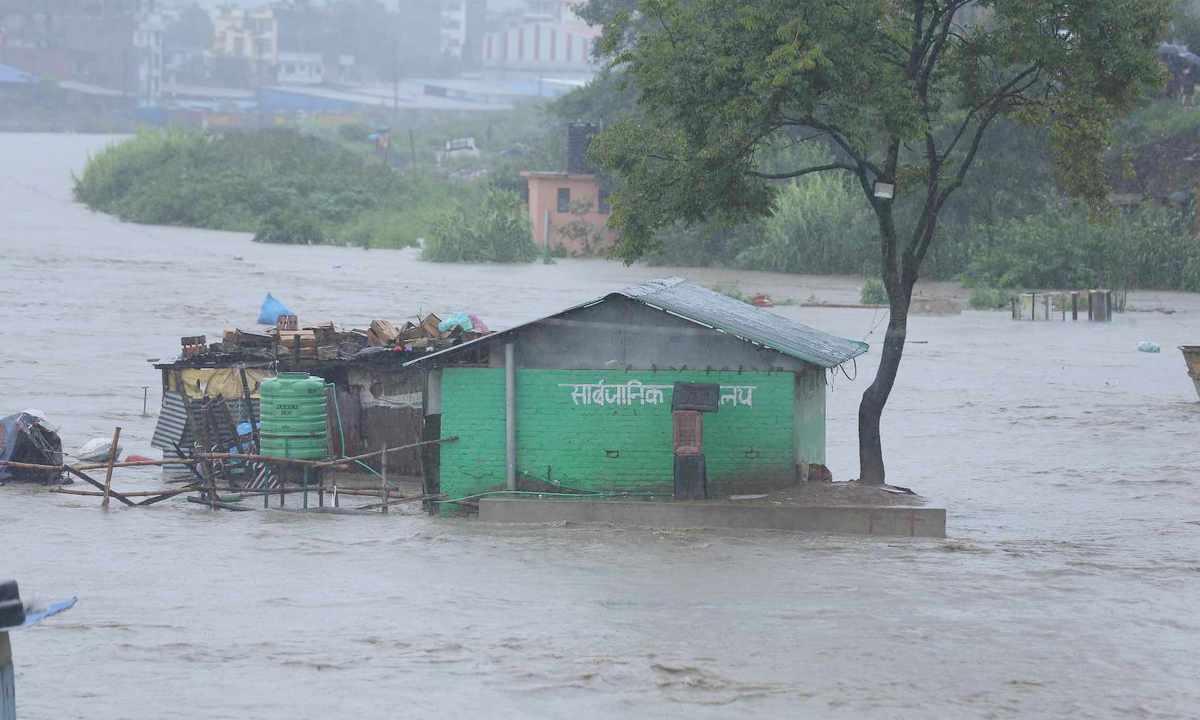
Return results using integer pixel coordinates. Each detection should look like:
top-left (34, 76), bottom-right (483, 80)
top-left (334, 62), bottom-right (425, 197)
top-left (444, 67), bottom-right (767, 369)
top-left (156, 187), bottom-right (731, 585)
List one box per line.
top-left (53, 487), bottom-right (196, 498)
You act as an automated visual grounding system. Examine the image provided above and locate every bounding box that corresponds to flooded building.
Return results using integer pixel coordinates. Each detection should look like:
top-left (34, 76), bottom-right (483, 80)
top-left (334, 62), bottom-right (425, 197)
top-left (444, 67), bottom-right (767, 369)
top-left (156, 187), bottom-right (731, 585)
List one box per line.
top-left (407, 278), bottom-right (868, 506)
top-left (522, 122), bottom-right (615, 256)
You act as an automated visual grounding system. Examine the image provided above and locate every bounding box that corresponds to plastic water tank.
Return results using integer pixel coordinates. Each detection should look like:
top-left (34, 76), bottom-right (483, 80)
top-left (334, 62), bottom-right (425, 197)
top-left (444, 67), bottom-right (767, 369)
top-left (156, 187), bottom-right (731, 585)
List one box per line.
top-left (260, 372), bottom-right (329, 460)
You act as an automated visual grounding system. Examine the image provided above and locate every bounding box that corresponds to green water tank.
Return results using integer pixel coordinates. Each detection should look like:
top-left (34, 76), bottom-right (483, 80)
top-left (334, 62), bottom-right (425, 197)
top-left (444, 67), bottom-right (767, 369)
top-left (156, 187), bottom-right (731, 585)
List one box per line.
top-left (260, 372), bottom-right (329, 460)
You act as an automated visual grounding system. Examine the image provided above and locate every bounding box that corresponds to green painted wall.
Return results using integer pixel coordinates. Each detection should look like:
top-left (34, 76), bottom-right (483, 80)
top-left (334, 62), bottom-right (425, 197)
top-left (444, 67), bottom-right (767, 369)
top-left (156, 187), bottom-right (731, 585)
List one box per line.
top-left (439, 368), bottom-right (814, 501)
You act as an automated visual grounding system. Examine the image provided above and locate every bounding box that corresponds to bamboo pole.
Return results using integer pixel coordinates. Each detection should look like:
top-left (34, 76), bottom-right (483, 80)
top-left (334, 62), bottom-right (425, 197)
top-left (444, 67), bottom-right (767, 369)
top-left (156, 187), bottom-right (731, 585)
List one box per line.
top-left (355, 494), bottom-right (444, 511)
top-left (101, 427), bottom-right (121, 509)
top-left (314, 436), bottom-right (459, 468)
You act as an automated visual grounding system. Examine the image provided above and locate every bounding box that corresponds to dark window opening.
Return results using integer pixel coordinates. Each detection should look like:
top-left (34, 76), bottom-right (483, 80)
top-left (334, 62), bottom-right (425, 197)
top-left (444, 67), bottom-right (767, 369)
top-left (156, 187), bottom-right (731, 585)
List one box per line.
top-left (556, 187), bottom-right (570, 213)
top-left (598, 189), bottom-right (611, 213)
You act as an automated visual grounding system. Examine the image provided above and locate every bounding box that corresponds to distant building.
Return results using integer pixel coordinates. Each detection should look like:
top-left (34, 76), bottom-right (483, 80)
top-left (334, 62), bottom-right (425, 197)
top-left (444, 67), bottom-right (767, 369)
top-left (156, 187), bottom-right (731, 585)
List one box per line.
top-left (481, 0), bottom-right (599, 72)
top-left (211, 4), bottom-right (277, 84)
top-left (0, 0), bottom-right (163, 102)
top-left (276, 51), bottom-right (323, 85)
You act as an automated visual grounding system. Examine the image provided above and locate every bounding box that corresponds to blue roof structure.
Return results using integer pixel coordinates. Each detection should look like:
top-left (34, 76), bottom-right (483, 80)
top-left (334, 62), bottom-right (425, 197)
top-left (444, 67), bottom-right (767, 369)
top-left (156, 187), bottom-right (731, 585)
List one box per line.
top-left (406, 277), bottom-right (868, 369)
top-left (0, 64), bottom-right (35, 85)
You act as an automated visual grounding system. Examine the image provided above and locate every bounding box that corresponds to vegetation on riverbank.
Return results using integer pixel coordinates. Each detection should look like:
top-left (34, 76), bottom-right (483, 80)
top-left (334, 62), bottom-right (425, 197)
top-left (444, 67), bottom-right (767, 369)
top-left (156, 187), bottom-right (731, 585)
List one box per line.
top-left (73, 116), bottom-right (551, 259)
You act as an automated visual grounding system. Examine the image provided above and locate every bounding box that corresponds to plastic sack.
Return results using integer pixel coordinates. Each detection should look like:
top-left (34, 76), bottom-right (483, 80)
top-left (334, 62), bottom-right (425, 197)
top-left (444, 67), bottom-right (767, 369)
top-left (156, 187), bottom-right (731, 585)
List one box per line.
top-left (1136, 340), bottom-right (1161, 353)
top-left (257, 293), bottom-right (293, 325)
top-left (438, 312), bottom-right (474, 333)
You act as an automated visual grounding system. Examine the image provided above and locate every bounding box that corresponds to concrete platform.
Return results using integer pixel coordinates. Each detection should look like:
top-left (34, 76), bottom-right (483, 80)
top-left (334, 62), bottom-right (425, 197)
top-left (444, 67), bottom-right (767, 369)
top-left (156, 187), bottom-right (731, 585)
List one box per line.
top-left (478, 497), bottom-right (946, 538)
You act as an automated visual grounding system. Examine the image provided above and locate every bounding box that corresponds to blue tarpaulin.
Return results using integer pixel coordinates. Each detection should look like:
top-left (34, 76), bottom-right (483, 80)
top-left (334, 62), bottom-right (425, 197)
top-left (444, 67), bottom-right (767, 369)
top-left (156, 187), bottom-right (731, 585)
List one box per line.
top-left (257, 293), bottom-right (293, 326)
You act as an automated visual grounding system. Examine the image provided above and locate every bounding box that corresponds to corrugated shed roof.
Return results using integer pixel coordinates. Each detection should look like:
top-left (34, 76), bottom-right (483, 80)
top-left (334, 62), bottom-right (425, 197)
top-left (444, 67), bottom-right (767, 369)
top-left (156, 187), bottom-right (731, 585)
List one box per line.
top-left (614, 277), bottom-right (868, 368)
top-left (406, 277), bottom-right (868, 369)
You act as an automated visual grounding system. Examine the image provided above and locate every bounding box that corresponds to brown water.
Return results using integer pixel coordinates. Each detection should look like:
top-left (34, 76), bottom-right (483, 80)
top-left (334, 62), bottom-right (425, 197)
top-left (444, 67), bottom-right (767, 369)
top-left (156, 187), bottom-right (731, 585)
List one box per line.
top-left (2, 133), bottom-right (1199, 719)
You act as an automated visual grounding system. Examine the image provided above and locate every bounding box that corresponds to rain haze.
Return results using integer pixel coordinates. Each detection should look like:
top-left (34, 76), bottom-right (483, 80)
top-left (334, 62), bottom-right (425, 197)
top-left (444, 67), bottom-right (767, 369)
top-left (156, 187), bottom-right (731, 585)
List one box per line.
top-left (1, 2), bottom-right (1198, 719)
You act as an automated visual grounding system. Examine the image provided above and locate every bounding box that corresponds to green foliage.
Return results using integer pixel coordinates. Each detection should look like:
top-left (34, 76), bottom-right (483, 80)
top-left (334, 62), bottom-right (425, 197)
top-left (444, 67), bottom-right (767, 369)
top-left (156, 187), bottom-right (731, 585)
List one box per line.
top-left (968, 285), bottom-right (1012, 310)
top-left (74, 129), bottom-right (402, 238)
top-left (254, 210), bottom-right (325, 245)
top-left (72, 128), bottom-right (494, 251)
top-left (422, 186), bottom-right (537, 263)
top-left (967, 202), bottom-right (1200, 291)
top-left (860, 278), bottom-right (887, 305)
top-left (338, 207), bottom-right (432, 249)
top-left (734, 160), bottom-right (876, 275)
top-left (585, 0), bottom-right (1171, 271)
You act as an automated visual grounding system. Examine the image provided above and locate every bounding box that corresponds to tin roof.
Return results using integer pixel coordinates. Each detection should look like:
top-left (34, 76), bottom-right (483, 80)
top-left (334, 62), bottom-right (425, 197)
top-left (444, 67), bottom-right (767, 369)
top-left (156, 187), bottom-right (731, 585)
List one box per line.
top-left (406, 277), bottom-right (867, 369)
top-left (614, 277), bottom-right (868, 368)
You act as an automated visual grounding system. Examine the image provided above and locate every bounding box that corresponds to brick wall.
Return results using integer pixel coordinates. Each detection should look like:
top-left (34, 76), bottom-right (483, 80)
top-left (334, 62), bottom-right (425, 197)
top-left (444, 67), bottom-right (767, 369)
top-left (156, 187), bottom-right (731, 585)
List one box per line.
top-left (439, 368), bottom-right (798, 502)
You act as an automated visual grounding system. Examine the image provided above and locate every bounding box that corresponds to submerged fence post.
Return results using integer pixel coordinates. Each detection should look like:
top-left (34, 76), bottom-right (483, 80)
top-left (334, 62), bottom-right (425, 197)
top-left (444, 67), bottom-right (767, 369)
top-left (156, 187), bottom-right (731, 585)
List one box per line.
top-left (1, 631), bottom-right (12, 720)
top-left (380, 444), bottom-right (388, 515)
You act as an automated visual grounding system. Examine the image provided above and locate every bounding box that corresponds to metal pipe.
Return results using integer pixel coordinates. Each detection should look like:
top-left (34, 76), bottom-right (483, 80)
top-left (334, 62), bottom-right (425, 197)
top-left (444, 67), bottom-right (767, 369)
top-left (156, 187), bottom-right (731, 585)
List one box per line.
top-left (505, 342), bottom-right (517, 491)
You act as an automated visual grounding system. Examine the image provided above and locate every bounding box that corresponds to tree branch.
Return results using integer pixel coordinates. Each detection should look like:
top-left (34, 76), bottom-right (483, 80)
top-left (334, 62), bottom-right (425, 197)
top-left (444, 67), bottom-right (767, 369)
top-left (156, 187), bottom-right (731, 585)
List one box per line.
top-left (748, 162), bottom-right (859, 180)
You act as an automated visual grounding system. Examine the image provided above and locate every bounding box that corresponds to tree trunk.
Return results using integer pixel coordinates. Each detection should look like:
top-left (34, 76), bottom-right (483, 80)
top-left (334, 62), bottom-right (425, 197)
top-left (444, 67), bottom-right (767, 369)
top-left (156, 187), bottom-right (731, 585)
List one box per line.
top-left (857, 285), bottom-right (912, 485)
top-left (858, 186), bottom-right (915, 485)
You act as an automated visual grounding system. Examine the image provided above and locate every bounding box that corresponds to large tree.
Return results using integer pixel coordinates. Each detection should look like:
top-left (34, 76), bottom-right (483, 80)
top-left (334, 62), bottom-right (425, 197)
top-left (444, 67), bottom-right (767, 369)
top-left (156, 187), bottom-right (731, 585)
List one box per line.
top-left (585, 0), bottom-right (1169, 484)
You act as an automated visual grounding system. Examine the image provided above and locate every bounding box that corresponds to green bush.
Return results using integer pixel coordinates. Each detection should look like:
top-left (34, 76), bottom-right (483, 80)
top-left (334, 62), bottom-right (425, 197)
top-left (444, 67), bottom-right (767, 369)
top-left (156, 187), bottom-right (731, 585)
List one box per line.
top-left (422, 186), bottom-right (536, 263)
top-left (967, 202), bottom-right (1200, 291)
top-left (338, 207), bottom-right (438, 249)
top-left (735, 171), bottom-right (876, 275)
top-left (861, 278), bottom-right (887, 305)
top-left (968, 285), bottom-right (1011, 310)
top-left (253, 209), bottom-right (325, 245)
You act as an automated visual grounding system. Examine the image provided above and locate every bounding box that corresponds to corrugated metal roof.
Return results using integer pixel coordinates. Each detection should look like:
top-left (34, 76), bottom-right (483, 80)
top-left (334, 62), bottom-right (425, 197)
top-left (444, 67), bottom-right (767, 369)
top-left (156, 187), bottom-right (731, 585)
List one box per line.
top-left (614, 277), bottom-right (868, 368)
top-left (405, 277), bottom-right (867, 369)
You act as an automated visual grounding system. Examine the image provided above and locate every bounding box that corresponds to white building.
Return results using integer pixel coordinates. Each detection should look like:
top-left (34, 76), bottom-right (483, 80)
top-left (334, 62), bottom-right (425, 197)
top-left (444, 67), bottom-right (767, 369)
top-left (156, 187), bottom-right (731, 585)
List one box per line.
top-left (481, 0), bottom-right (598, 71)
top-left (440, 0), bottom-right (468, 58)
top-left (212, 5), bottom-right (278, 66)
top-left (134, 5), bottom-right (165, 103)
top-left (276, 51), bottom-right (324, 85)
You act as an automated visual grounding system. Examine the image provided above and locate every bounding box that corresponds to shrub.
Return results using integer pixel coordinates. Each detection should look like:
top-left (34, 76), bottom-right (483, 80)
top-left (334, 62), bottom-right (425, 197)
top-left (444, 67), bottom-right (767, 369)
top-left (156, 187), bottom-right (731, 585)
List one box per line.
top-left (861, 277), bottom-right (887, 305)
top-left (968, 285), bottom-right (1011, 310)
top-left (422, 186), bottom-right (536, 263)
top-left (254, 210), bottom-right (325, 245)
top-left (339, 207), bottom-right (433, 249)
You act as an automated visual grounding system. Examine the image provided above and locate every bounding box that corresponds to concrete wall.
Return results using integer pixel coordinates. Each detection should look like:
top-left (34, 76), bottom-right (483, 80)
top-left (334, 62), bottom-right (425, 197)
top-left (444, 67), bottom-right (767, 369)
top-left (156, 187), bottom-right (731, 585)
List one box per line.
top-left (438, 367), bottom-right (798, 501)
top-left (479, 498), bottom-right (947, 538)
top-left (523, 173), bottom-right (615, 256)
top-left (795, 370), bottom-right (826, 468)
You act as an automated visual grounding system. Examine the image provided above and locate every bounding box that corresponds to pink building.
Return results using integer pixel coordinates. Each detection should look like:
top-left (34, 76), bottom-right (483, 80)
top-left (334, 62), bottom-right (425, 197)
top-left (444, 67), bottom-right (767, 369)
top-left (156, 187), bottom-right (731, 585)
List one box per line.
top-left (521, 171), bottom-right (616, 256)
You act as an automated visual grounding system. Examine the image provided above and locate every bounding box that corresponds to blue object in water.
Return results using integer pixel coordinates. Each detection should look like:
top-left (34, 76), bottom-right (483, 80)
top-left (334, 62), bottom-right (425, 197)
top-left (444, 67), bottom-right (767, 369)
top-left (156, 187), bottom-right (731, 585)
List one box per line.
top-left (1137, 340), bottom-right (1161, 353)
top-left (0, 597), bottom-right (76, 632)
top-left (257, 293), bottom-right (293, 326)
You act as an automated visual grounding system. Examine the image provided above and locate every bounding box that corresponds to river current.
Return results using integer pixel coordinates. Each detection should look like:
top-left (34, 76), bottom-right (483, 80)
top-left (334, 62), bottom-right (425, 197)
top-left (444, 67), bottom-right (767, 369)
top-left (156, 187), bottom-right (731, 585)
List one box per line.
top-left (1, 134), bottom-right (1198, 719)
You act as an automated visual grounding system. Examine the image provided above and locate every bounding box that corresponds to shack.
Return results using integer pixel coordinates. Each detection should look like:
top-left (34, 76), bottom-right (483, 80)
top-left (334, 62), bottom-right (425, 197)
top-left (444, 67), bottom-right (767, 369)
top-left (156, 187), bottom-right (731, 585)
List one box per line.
top-left (150, 313), bottom-right (486, 483)
top-left (407, 278), bottom-right (869, 507)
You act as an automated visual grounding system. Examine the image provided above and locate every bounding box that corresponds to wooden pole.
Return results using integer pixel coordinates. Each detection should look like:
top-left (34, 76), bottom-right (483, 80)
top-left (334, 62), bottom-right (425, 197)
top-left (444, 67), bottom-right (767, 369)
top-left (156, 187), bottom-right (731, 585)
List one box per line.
top-left (63, 465), bottom-right (135, 507)
top-left (101, 427), bottom-right (122, 509)
top-left (380, 443), bottom-right (389, 514)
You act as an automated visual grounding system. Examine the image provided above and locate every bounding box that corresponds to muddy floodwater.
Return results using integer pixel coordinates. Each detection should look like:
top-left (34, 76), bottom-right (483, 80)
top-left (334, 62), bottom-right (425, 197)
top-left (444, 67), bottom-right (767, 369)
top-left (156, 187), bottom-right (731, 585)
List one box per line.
top-left (1, 134), bottom-right (1198, 719)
